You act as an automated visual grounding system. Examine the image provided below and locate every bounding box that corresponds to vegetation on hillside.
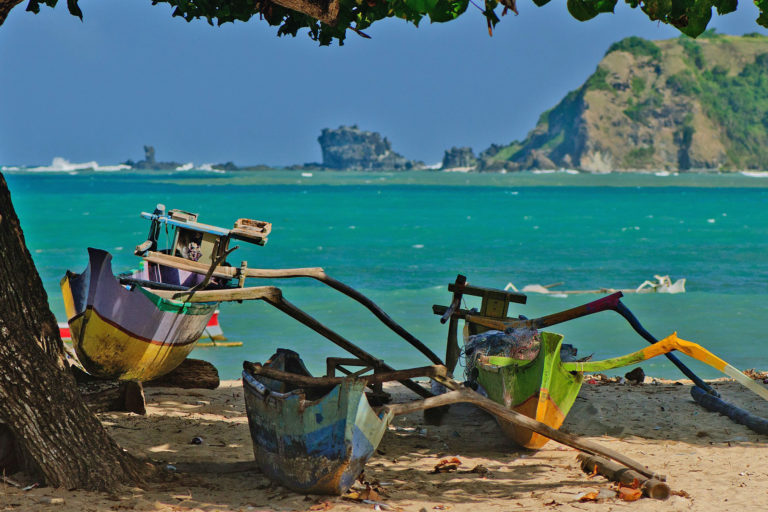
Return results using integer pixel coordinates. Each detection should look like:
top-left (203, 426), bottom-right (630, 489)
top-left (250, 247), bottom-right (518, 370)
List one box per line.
top-left (485, 34), bottom-right (768, 171)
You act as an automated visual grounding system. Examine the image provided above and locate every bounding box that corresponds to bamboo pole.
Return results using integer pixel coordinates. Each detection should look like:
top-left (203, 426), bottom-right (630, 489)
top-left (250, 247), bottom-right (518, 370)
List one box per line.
top-left (150, 286), bottom-right (282, 303)
top-left (577, 453), bottom-right (670, 500)
top-left (384, 386), bottom-right (665, 481)
top-left (243, 362), bottom-right (447, 388)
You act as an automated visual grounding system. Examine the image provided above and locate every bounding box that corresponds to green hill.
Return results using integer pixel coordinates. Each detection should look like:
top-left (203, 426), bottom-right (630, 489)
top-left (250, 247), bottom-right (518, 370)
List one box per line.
top-left (485, 32), bottom-right (768, 172)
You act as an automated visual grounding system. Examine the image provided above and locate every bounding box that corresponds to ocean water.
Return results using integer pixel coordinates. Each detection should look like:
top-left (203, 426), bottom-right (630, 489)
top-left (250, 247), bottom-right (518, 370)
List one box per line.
top-left (5, 169), bottom-right (768, 381)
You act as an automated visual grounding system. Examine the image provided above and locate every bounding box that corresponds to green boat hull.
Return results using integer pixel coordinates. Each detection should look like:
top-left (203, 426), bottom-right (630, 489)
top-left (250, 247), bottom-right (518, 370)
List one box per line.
top-left (475, 331), bottom-right (583, 449)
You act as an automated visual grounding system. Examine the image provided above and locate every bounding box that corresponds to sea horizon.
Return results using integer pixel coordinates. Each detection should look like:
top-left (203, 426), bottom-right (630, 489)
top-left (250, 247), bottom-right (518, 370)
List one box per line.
top-left (6, 169), bottom-right (768, 381)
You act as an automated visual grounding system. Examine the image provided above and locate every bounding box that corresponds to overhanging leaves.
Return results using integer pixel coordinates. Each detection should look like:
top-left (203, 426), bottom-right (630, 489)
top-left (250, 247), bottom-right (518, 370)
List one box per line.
top-left (567, 0), bottom-right (617, 21)
top-left (16, 0), bottom-right (768, 45)
top-left (757, 0), bottom-right (768, 27)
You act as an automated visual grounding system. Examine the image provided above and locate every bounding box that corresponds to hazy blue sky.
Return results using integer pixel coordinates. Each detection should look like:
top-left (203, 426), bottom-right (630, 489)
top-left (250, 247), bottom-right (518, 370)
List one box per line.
top-left (0, 1), bottom-right (765, 167)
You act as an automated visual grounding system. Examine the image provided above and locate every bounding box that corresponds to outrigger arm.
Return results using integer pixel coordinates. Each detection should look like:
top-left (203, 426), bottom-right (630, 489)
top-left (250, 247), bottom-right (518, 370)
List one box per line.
top-left (151, 285), bottom-right (433, 399)
top-left (143, 251), bottom-right (443, 367)
top-left (439, 290), bottom-right (719, 396)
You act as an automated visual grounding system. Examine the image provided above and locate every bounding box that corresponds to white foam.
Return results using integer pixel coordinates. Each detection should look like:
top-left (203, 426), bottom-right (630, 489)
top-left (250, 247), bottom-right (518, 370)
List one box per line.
top-left (175, 163), bottom-right (194, 171)
top-left (741, 171), bottom-right (768, 178)
top-left (24, 157), bottom-right (130, 173)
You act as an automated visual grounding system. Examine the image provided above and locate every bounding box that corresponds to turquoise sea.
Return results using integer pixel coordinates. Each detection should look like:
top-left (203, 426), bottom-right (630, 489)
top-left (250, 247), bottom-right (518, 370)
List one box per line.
top-left (5, 169), bottom-right (768, 380)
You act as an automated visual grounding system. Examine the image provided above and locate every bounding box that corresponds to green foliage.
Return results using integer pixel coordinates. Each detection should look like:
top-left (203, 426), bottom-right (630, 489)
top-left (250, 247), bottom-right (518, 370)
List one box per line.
top-left (695, 53), bottom-right (768, 166)
top-left (623, 89), bottom-right (663, 123)
top-left (22, 0), bottom-right (768, 44)
top-left (758, 0), bottom-right (768, 28)
top-left (585, 66), bottom-right (612, 91)
top-left (679, 37), bottom-right (706, 68)
top-left (606, 36), bottom-right (662, 60)
top-left (623, 146), bottom-right (655, 167)
top-left (631, 76), bottom-right (646, 94)
top-left (567, 0), bottom-right (617, 21)
top-left (666, 70), bottom-right (701, 94)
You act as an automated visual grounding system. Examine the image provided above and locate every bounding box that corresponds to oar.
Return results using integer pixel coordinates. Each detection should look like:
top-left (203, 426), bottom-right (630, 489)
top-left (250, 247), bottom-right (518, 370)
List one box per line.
top-left (465, 291), bottom-right (719, 396)
top-left (561, 333), bottom-right (768, 402)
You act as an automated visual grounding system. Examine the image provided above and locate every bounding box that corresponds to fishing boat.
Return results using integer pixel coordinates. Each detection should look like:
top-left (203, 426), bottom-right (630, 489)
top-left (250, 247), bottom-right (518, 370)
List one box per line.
top-left (242, 349), bottom-right (392, 495)
top-left (435, 276), bottom-right (768, 450)
top-left (471, 331), bottom-right (583, 449)
top-left (58, 309), bottom-right (230, 344)
top-left (61, 205), bottom-right (271, 381)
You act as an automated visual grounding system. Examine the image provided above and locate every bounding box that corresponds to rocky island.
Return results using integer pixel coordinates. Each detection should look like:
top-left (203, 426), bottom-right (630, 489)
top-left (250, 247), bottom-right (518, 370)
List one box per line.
top-left (317, 125), bottom-right (422, 170)
top-left (114, 34), bottom-right (767, 174)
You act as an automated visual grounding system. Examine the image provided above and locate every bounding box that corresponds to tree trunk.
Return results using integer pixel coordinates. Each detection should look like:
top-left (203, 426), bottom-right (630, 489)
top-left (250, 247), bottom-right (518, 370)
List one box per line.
top-left (0, 172), bottom-right (150, 490)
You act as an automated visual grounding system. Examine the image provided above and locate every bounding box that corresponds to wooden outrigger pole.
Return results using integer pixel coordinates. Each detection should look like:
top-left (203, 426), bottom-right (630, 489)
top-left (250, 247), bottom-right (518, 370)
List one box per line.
top-left (143, 251), bottom-right (444, 366)
top-left (435, 277), bottom-right (718, 396)
top-left (151, 285), bottom-right (434, 398)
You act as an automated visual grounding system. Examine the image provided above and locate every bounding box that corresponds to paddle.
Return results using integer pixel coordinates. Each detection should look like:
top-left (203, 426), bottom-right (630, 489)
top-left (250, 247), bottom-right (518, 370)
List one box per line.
top-left (463, 291), bottom-right (719, 396)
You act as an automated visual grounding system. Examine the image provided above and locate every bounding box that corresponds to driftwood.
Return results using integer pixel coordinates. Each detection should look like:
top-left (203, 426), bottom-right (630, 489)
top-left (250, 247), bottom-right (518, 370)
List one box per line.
top-left (145, 358), bottom-right (220, 389)
top-left (244, 362), bottom-right (446, 388)
top-left (385, 386), bottom-right (665, 481)
top-left (577, 453), bottom-right (670, 500)
top-left (690, 385), bottom-right (768, 435)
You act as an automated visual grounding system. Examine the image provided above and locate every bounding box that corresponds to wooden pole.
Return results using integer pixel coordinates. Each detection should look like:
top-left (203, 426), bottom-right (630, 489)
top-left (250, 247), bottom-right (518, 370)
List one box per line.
top-left (243, 362), bottom-right (447, 388)
top-left (143, 252), bottom-right (443, 366)
top-left (262, 294), bottom-right (433, 399)
top-left (384, 386), bottom-right (665, 481)
top-left (577, 453), bottom-right (670, 500)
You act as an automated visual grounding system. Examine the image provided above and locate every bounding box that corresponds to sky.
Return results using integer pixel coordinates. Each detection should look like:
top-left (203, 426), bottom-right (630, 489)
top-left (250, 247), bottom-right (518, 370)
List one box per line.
top-left (0, 1), bottom-right (765, 167)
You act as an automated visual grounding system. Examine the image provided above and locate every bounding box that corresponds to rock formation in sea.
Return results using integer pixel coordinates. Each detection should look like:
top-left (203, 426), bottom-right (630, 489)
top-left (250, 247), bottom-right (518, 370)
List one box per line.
top-left (317, 125), bottom-right (420, 170)
top-left (441, 147), bottom-right (477, 170)
top-left (124, 146), bottom-right (183, 170)
top-left (482, 32), bottom-right (768, 172)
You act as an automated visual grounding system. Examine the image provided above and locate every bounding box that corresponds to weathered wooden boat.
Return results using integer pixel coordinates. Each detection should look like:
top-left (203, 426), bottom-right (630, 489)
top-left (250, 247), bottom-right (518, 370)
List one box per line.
top-left (242, 350), bottom-right (392, 495)
top-left (61, 205), bottom-right (271, 381)
top-left (61, 247), bottom-right (219, 381)
top-left (472, 331), bottom-right (583, 449)
top-left (435, 276), bottom-right (768, 449)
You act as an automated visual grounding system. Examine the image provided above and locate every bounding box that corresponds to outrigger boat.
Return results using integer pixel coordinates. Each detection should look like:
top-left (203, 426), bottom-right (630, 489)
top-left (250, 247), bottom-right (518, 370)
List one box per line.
top-left (434, 276), bottom-right (768, 449)
top-left (61, 205), bottom-right (271, 381)
top-left (242, 350), bottom-right (450, 494)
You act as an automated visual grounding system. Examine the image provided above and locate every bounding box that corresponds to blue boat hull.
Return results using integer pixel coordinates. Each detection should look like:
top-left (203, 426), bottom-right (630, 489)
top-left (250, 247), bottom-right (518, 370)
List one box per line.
top-left (242, 370), bottom-right (391, 494)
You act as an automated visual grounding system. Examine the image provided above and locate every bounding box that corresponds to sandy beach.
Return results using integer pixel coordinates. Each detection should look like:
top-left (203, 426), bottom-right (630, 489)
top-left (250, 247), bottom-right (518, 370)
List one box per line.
top-left (3, 376), bottom-right (768, 511)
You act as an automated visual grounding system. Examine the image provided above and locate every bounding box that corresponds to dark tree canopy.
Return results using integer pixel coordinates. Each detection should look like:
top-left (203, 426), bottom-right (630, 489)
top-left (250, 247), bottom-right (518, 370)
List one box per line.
top-left (10, 0), bottom-right (768, 45)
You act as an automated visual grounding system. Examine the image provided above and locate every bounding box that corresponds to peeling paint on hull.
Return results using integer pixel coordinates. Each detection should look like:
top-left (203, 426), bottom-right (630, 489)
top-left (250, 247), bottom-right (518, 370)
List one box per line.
top-left (243, 370), bottom-right (391, 495)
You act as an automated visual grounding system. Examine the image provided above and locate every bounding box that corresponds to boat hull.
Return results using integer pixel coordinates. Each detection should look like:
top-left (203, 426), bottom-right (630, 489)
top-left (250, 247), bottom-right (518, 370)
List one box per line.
top-left (61, 248), bottom-right (217, 381)
top-left (475, 331), bottom-right (583, 449)
top-left (242, 368), bottom-right (390, 494)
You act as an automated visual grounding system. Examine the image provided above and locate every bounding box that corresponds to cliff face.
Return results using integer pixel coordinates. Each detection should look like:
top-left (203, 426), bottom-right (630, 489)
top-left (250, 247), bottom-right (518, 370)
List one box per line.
top-left (318, 125), bottom-right (416, 170)
top-left (489, 33), bottom-right (768, 172)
